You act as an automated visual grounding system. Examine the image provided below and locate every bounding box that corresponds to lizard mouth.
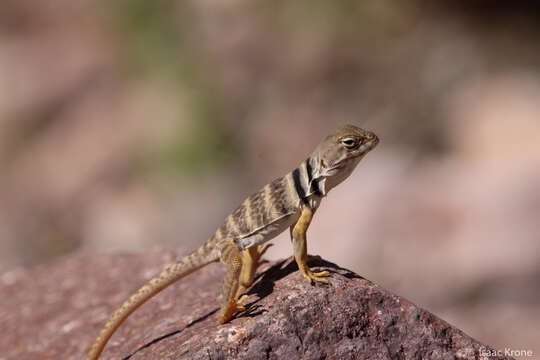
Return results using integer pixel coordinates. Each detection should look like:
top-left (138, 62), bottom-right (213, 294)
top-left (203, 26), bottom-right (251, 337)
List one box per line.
top-left (324, 164), bottom-right (342, 176)
top-left (362, 136), bottom-right (379, 151)
top-left (326, 160), bottom-right (352, 175)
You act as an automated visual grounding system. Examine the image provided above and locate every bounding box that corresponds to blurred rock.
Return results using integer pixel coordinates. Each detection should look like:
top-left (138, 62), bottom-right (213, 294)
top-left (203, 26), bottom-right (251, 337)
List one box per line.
top-left (0, 249), bottom-right (512, 360)
top-left (1, 1), bottom-right (540, 357)
top-left (446, 72), bottom-right (540, 167)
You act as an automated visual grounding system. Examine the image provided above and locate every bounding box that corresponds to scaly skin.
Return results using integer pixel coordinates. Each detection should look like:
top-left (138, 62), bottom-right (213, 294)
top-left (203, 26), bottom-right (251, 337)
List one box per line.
top-left (86, 124), bottom-right (379, 360)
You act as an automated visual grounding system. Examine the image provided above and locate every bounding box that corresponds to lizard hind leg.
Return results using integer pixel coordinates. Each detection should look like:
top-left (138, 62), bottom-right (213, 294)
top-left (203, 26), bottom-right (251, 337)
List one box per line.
top-left (217, 238), bottom-right (247, 324)
top-left (239, 243), bottom-right (272, 289)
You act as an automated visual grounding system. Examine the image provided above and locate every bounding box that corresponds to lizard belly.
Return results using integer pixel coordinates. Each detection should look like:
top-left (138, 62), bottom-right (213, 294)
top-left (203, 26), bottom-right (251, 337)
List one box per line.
top-left (235, 212), bottom-right (300, 250)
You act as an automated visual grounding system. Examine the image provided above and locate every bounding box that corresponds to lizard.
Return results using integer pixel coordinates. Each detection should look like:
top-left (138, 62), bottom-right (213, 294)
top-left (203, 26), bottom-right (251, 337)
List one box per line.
top-left (86, 124), bottom-right (379, 360)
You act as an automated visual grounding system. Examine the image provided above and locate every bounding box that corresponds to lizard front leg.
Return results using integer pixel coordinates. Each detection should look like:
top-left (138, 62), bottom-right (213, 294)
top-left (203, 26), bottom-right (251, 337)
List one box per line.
top-left (217, 238), bottom-right (247, 324)
top-left (291, 206), bottom-right (330, 284)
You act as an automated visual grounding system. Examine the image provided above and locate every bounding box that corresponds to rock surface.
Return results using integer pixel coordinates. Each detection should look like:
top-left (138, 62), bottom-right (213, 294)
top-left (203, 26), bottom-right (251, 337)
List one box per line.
top-left (0, 248), bottom-right (513, 360)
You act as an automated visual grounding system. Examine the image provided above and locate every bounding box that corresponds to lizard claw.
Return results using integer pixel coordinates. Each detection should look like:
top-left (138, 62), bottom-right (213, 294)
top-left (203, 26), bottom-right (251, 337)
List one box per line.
top-left (302, 269), bottom-right (330, 284)
top-left (233, 294), bottom-right (248, 312)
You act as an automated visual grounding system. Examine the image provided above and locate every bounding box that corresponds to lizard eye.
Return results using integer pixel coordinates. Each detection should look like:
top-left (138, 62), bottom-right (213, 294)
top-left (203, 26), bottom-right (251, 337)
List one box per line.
top-left (340, 137), bottom-right (359, 149)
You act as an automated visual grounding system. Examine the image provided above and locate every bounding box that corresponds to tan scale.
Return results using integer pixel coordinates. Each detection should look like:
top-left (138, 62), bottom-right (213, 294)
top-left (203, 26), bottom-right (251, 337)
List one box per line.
top-left (86, 124), bottom-right (379, 360)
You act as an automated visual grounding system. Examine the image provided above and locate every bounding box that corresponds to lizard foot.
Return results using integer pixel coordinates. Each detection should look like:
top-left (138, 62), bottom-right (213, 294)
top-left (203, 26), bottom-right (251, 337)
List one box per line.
top-left (218, 294), bottom-right (248, 324)
top-left (301, 269), bottom-right (330, 284)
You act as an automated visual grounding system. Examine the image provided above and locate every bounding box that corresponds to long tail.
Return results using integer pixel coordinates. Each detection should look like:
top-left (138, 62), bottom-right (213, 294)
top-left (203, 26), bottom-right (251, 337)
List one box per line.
top-left (86, 246), bottom-right (219, 360)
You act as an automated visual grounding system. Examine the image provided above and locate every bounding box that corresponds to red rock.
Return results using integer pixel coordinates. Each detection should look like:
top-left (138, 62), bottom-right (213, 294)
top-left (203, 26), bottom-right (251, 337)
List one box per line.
top-left (0, 249), bottom-right (513, 360)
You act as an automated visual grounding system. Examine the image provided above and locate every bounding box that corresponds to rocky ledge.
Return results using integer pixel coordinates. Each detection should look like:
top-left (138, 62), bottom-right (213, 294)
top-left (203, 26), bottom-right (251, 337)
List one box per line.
top-left (0, 249), bottom-right (512, 360)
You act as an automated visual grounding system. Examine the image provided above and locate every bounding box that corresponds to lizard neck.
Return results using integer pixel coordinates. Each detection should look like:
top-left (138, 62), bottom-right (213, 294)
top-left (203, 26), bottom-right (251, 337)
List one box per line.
top-left (309, 153), bottom-right (364, 196)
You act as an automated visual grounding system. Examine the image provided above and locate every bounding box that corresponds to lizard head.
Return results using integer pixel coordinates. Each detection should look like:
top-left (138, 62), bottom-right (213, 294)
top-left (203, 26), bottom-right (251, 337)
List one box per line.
top-left (311, 124), bottom-right (379, 194)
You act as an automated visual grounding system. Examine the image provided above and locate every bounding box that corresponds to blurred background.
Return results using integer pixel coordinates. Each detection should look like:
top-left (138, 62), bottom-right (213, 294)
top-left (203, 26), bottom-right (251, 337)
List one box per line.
top-left (1, 0), bottom-right (539, 355)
